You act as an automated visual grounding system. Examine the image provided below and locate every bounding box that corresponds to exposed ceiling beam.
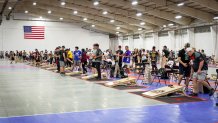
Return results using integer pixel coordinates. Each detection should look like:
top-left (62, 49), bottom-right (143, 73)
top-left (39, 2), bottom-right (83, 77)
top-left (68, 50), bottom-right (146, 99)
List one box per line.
top-left (65, 0), bottom-right (169, 27)
top-left (189, 0), bottom-right (218, 12)
top-left (15, 5), bottom-right (129, 34)
top-left (29, 0), bottom-right (145, 31)
top-left (166, 2), bottom-right (214, 22)
top-left (100, 0), bottom-right (192, 25)
top-left (17, 11), bottom-right (117, 34)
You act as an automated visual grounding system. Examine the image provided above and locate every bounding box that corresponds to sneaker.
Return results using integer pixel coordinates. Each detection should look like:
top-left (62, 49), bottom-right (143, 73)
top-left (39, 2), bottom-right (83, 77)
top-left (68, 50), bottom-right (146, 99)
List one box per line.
top-left (189, 93), bottom-right (198, 96)
top-left (209, 88), bottom-right (215, 96)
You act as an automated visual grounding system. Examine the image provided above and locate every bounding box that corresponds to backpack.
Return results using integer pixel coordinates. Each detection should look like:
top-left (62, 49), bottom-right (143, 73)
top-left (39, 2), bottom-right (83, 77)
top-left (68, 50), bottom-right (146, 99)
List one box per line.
top-left (158, 68), bottom-right (169, 79)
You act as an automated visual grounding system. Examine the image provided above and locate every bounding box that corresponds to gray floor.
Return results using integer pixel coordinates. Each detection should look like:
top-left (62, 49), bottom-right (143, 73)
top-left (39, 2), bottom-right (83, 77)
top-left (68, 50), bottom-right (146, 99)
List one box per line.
top-left (0, 60), bottom-right (165, 117)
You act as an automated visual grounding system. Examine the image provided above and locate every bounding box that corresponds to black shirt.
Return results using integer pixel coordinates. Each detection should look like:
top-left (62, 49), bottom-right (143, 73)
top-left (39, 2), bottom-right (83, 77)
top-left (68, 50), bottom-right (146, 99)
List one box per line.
top-left (178, 49), bottom-right (190, 65)
top-left (59, 50), bottom-right (65, 61)
top-left (162, 49), bottom-right (170, 58)
top-left (116, 50), bottom-right (123, 62)
top-left (191, 52), bottom-right (208, 72)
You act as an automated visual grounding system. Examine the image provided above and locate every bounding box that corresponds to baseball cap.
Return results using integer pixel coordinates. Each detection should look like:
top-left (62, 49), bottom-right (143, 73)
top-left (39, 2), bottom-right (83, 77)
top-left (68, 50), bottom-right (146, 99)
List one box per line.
top-left (186, 47), bottom-right (192, 53)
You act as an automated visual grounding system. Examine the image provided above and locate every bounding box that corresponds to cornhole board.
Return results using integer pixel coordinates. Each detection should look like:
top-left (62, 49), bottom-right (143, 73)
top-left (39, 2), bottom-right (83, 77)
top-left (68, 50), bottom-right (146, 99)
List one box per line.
top-left (65, 67), bottom-right (72, 70)
top-left (41, 65), bottom-right (51, 69)
top-left (105, 78), bottom-right (136, 87)
top-left (142, 85), bottom-right (184, 98)
top-left (46, 67), bottom-right (57, 70)
top-left (81, 73), bottom-right (107, 80)
top-left (65, 71), bottom-right (82, 76)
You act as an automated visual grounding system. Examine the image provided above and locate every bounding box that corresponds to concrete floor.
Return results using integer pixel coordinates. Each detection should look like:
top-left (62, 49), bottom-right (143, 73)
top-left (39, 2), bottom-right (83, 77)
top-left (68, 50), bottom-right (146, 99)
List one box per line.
top-left (0, 60), bottom-right (218, 123)
top-left (0, 60), bottom-right (165, 117)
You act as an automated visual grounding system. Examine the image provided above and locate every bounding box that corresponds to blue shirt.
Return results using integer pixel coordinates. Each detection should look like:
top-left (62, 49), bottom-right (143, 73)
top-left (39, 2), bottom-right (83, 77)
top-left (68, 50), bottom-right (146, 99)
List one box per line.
top-left (74, 50), bottom-right (82, 61)
top-left (123, 50), bottom-right (131, 63)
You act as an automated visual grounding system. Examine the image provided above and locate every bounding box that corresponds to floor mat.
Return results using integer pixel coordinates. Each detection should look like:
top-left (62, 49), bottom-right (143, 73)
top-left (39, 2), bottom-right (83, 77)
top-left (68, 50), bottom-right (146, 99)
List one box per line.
top-left (129, 91), bottom-right (206, 104)
top-left (97, 83), bottom-right (147, 90)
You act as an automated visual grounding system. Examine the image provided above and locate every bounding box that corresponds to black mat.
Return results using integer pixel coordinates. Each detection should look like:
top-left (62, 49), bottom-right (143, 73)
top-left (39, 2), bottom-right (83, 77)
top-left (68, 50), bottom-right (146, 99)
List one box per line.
top-left (129, 91), bottom-right (206, 104)
top-left (97, 83), bottom-right (147, 90)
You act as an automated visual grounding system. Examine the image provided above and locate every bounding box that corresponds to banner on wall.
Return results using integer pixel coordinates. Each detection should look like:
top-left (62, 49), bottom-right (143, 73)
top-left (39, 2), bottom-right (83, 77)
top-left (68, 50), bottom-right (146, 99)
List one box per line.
top-left (23, 26), bottom-right (45, 39)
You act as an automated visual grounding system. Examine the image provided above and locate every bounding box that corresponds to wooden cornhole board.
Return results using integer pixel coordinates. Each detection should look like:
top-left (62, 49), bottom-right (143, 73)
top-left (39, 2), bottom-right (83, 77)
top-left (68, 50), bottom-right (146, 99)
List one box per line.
top-left (82, 73), bottom-right (107, 80)
top-left (65, 67), bottom-right (72, 70)
top-left (142, 85), bottom-right (184, 98)
top-left (41, 65), bottom-right (51, 69)
top-left (65, 71), bottom-right (82, 76)
top-left (105, 78), bottom-right (136, 87)
top-left (46, 67), bottom-right (57, 70)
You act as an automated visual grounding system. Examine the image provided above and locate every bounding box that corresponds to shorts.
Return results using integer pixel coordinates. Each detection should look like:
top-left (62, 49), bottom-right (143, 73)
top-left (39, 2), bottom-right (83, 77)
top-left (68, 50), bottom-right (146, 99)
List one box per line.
top-left (122, 62), bottom-right (130, 68)
top-left (192, 70), bottom-right (207, 81)
top-left (74, 60), bottom-right (81, 66)
top-left (179, 65), bottom-right (191, 77)
top-left (92, 62), bottom-right (96, 68)
top-left (59, 61), bottom-right (65, 67)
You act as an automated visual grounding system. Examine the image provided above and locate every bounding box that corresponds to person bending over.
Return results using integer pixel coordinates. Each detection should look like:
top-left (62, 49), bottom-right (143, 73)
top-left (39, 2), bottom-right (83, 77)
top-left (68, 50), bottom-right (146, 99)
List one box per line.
top-left (186, 48), bottom-right (214, 96)
top-left (92, 43), bottom-right (103, 80)
top-left (72, 46), bottom-right (82, 71)
top-left (66, 49), bottom-right (73, 67)
top-left (178, 43), bottom-right (191, 91)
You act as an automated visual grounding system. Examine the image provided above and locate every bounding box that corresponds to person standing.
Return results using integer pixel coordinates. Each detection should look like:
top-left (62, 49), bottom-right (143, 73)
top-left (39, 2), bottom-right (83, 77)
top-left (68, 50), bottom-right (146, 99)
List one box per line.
top-left (186, 48), bottom-right (214, 96)
top-left (114, 46), bottom-right (123, 77)
top-left (150, 46), bottom-right (159, 71)
top-left (72, 46), bottom-right (82, 71)
top-left (92, 43), bottom-right (103, 80)
top-left (161, 46), bottom-right (170, 68)
top-left (81, 49), bottom-right (88, 74)
top-left (123, 46), bottom-right (131, 74)
top-left (178, 43), bottom-right (191, 91)
top-left (59, 46), bottom-right (66, 75)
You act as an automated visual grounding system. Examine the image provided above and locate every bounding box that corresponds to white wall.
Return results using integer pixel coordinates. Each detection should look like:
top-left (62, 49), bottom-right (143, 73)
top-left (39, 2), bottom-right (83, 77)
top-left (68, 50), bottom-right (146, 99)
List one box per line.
top-left (117, 27), bottom-right (218, 58)
top-left (0, 19), bottom-right (109, 51)
top-left (195, 32), bottom-right (213, 56)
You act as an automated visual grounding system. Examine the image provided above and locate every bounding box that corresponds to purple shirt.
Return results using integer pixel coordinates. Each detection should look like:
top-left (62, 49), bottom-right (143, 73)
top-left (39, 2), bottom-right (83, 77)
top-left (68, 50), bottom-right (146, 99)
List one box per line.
top-left (123, 50), bottom-right (131, 63)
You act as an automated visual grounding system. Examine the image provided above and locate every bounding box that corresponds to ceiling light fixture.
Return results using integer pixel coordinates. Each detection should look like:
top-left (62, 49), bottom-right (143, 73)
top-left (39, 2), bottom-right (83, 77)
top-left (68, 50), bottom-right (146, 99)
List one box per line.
top-left (138, 28), bottom-right (142, 31)
top-left (177, 2), bottom-right (184, 6)
top-left (24, 10), bottom-right (28, 14)
top-left (163, 25), bottom-right (167, 27)
top-left (39, 16), bottom-right (43, 19)
top-left (116, 32), bottom-right (120, 34)
top-left (116, 27), bottom-right (120, 30)
top-left (93, 1), bottom-right (99, 6)
top-left (48, 10), bottom-right (52, 14)
top-left (91, 25), bottom-right (95, 27)
top-left (110, 20), bottom-right (115, 23)
top-left (33, 2), bottom-right (37, 5)
top-left (103, 11), bottom-right (108, 15)
top-left (8, 7), bottom-right (12, 10)
top-left (140, 22), bottom-right (145, 25)
top-left (213, 16), bottom-right (218, 20)
top-left (61, 2), bottom-right (66, 6)
top-left (60, 17), bottom-right (63, 20)
top-left (83, 18), bottom-right (88, 21)
top-left (73, 10), bottom-right (78, 14)
top-left (131, 1), bottom-right (138, 6)
top-left (136, 12), bottom-right (142, 17)
top-left (168, 23), bottom-right (174, 26)
top-left (175, 15), bottom-right (182, 19)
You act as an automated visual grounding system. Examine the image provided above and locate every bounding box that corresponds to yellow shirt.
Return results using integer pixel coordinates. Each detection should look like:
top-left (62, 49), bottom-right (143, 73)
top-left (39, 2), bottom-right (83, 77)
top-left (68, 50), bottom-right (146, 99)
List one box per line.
top-left (67, 51), bottom-right (73, 59)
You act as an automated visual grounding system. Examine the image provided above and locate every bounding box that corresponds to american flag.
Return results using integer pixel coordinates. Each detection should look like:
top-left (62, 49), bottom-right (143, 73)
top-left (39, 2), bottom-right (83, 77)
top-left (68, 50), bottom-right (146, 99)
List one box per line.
top-left (24, 26), bottom-right (45, 39)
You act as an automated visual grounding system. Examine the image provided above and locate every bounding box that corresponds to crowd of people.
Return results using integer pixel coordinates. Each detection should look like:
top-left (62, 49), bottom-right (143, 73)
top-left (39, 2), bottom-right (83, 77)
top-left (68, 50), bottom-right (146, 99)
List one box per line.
top-left (2, 43), bottom-right (216, 97)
